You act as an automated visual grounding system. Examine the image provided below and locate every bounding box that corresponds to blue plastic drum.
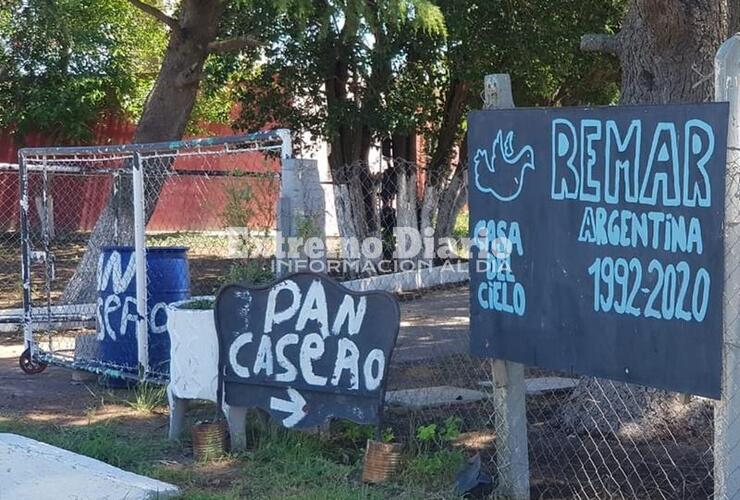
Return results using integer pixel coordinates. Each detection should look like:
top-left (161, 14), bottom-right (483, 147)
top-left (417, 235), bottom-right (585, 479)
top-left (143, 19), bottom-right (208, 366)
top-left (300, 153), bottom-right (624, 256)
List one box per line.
top-left (97, 246), bottom-right (190, 377)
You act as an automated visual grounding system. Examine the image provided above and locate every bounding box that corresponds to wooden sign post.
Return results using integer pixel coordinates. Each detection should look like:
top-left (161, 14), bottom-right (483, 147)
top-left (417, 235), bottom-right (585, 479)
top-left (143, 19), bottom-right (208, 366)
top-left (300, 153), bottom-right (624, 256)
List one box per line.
top-left (482, 74), bottom-right (530, 499)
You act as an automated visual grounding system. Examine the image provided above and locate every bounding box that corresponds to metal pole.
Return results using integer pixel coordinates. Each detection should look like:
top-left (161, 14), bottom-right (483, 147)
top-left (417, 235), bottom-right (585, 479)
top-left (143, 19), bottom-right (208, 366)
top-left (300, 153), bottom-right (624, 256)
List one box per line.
top-left (276, 129), bottom-right (293, 276)
top-left (276, 128), bottom-right (293, 160)
top-left (714, 34), bottom-right (740, 499)
top-left (132, 153), bottom-right (149, 378)
top-left (41, 157), bottom-right (53, 353)
top-left (112, 170), bottom-right (119, 241)
top-left (18, 153), bottom-right (33, 353)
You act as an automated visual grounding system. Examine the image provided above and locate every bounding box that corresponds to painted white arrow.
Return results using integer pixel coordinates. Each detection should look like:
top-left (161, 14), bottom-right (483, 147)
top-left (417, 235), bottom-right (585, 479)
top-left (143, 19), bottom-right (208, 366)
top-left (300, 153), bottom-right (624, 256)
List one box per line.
top-left (269, 388), bottom-right (307, 427)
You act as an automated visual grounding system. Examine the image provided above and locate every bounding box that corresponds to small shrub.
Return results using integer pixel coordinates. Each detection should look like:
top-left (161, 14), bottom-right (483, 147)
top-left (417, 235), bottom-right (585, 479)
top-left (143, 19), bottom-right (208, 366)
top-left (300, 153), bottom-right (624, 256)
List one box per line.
top-left (440, 417), bottom-right (462, 442)
top-left (416, 423), bottom-right (438, 443)
top-left (178, 298), bottom-right (215, 310)
top-left (127, 382), bottom-right (166, 413)
top-left (222, 171), bottom-right (255, 228)
top-left (412, 417), bottom-right (463, 452)
top-left (404, 449), bottom-right (465, 486)
top-left (222, 260), bottom-right (274, 287)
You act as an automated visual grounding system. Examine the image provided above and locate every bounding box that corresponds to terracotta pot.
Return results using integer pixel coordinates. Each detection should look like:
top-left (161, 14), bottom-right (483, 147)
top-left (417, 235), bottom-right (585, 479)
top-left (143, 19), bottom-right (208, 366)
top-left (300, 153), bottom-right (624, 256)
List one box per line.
top-left (362, 440), bottom-right (403, 484)
top-left (191, 420), bottom-right (226, 461)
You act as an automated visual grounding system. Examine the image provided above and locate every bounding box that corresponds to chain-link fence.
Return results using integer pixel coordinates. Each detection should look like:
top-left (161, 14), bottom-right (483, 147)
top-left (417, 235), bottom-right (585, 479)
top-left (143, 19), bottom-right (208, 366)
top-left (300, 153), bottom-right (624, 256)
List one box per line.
top-left (322, 151), bottom-right (734, 499)
top-left (322, 157), bottom-right (467, 280)
top-left (16, 131), bottom-right (288, 381)
top-left (0, 164), bottom-right (22, 317)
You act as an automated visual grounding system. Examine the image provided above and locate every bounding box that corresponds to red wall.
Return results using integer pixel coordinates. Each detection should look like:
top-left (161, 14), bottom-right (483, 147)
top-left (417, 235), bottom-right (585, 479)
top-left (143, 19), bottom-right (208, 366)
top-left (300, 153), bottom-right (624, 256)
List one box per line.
top-left (0, 117), bottom-right (279, 233)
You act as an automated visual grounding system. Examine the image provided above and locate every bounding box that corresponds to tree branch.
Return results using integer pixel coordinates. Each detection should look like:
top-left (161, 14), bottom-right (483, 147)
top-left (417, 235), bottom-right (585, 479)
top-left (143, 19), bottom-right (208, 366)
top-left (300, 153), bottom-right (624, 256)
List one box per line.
top-left (207, 35), bottom-right (261, 54)
top-left (580, 33), bottom-right (620, 55)
top-left (128, 0), bottom-right (181, 33)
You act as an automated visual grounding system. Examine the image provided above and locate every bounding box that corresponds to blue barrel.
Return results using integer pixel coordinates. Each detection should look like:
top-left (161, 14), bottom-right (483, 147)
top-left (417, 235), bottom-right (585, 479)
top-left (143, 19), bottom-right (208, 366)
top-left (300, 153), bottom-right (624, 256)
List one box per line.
top-left (97, 246), bottom-right (190, 377)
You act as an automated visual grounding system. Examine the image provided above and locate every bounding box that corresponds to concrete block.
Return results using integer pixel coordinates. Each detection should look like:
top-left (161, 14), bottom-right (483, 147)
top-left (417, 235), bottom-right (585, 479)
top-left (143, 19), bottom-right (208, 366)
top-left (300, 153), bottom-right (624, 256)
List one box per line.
top-left (0, 433), bottom-right (179, 499)
top-left (385, 386), bottom-right (488, 409)
top-left (478, 376), bottom-right (579, 395)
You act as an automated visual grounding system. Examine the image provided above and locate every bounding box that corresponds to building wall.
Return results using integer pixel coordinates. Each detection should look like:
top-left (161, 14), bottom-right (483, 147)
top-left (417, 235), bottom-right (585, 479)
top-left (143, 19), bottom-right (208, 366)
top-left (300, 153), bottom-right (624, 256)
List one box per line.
top-left (0, 117), bottom-right (280, 233)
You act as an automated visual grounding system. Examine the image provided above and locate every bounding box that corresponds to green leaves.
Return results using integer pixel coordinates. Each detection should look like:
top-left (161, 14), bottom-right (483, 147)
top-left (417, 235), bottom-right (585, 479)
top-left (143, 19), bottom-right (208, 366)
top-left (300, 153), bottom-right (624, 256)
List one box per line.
top-left (0, 0), bottom-right (625, 151)
top-left (0, 0), bottom-right (166, 142)
top-left (232, 0), bottom-right (624, 159)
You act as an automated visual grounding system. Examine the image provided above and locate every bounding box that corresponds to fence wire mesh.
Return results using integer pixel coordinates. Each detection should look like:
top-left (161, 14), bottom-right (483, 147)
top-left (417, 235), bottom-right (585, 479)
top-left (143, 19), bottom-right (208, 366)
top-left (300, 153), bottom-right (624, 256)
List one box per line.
top-left (0, 164), bottom-right (21, 316)
top-left (16, 132), bottom-right (284, 381)
top-left (325, 153), bottom-right (734, 499)
top-left (139, 141), bottom-right (281, 380)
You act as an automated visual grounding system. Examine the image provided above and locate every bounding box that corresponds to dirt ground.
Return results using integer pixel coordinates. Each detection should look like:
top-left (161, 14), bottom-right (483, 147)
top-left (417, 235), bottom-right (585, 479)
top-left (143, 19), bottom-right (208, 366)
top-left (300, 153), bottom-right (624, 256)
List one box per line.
top-left (0, 342), bottom-right (93, 417)
top-left (0, 284), bottom-right (472, 422)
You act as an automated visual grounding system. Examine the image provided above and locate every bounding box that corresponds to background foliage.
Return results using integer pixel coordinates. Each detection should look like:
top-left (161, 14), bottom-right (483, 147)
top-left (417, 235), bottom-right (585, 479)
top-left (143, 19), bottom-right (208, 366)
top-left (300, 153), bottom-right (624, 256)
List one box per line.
top-left (232, 0), bottom-right (626, 154)
top-left (0, 0), bottom-right (625, 146)
top-left (0, 0), bottom-right (166, 142)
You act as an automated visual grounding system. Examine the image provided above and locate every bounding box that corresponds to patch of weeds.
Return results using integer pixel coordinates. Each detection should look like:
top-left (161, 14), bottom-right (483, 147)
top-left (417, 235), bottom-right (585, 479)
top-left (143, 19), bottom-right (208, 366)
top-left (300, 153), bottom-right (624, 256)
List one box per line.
top-left (242, 425), bottom-right (366, 499)
top-left (403, 448), bottom-right (465, 489)
top-left (440, 416), bottom-right (462, 441)
top-left (178, 298), bottom-right (215, 310)
top-left (126, 382), bottom-right (166, 413)
top-left (413, 417), bottom-right (463, 453)
top-left (416, 423), bottom-right (438, 447)
top-left (331, 420), bottom-right (376, 449)
top-left (400, 417), bottom-right (466, 495)
top-left (0, 413), bottom-right (465, 499)
top-left (222, 260), bottom-right (274, 288)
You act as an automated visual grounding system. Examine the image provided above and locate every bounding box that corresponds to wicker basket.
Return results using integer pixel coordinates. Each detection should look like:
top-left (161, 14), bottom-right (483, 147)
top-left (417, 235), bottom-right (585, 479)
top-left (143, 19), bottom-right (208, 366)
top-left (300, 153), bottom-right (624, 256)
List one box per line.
top-left (362, 440), bottom-right (403, 484)
top-left (191, 420), bottom-right (227, 461)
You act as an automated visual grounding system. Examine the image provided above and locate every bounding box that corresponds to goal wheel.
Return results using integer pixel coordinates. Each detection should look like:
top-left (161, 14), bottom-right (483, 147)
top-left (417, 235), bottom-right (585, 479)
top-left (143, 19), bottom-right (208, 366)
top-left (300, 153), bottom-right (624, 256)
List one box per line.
top-left (19, 348), bottom-right (47, 374)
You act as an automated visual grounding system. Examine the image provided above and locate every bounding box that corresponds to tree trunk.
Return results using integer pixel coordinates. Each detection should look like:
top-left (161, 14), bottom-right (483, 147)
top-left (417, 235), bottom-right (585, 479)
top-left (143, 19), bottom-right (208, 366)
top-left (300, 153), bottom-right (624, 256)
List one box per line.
top-left (427, 79), bottom-right (470, 256)
top-left (564, 0), bottom-right (728, 433)
top-left (433, 143), bottom-right (468, 257)
top-left (61, 0), bottom-right (224, 304)
top-left (617, 0), bottom-right (726, 105)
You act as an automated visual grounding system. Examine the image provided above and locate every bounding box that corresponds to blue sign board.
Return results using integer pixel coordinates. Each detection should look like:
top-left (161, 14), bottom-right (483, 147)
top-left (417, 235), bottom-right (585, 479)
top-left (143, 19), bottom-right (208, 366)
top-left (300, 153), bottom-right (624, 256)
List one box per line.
top-left (468, 103), bottom-right (729, 398)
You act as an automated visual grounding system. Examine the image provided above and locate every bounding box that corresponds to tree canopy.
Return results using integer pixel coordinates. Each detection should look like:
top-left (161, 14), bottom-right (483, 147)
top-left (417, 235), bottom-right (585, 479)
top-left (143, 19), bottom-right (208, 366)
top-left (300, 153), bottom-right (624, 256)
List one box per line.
top-left (232, 0), bottom-right (625, 161)
top-left (0, 0), bottom-right (166, 142)
top-left (0, 0), bottom-right (624, 148)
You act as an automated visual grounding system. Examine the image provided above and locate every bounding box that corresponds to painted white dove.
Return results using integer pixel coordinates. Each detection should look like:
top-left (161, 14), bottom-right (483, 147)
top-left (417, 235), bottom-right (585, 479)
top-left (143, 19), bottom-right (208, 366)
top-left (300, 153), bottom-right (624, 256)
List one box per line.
top-left (474, 130), bottom-right (535, 201)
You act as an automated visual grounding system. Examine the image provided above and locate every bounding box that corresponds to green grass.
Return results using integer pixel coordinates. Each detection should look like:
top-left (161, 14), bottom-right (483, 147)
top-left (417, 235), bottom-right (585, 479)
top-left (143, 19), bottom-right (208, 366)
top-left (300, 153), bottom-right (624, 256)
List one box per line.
top-left (0, 417), bottom-right (174, 470)
top-left (0, 416), bottom-right (463, 500)
top-left (403, 449), bottom-right (465, 491)
top-left (126, 382), bottom-right (167, 413)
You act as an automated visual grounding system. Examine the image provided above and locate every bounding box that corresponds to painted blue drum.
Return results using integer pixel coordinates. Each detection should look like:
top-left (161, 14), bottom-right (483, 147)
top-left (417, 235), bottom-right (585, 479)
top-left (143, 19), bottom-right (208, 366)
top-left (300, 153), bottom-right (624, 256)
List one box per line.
top-left (97, 246), bottom-right (190, 377)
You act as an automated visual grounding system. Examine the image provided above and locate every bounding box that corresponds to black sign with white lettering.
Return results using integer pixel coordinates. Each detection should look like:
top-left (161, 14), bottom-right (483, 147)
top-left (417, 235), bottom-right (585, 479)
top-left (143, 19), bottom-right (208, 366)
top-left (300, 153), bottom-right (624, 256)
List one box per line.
top-left (468, 103), bottom-right (729, 398)
top-left (214, 272), bottom-right (401, 428)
